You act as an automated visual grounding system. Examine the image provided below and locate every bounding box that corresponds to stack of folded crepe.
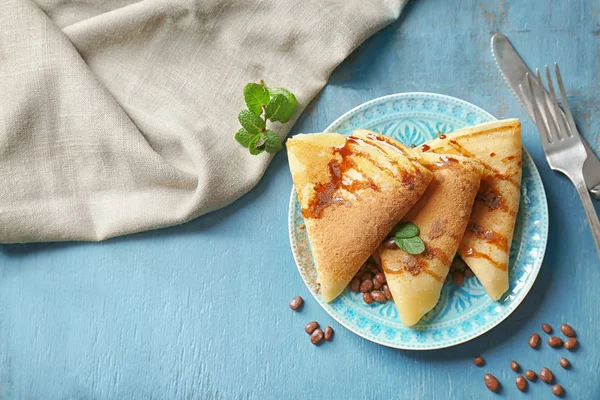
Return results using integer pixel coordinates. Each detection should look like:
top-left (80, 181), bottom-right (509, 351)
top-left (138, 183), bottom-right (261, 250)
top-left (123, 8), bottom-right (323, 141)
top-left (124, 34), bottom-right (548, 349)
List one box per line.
top-left (287, 119), bottom-right (522, 326)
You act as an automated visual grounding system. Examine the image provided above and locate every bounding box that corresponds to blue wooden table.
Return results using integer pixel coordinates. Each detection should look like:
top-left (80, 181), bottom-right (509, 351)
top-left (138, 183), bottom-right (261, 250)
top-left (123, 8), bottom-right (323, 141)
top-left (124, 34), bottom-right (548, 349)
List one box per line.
top-left (1, 1), bottom-right (599, 399)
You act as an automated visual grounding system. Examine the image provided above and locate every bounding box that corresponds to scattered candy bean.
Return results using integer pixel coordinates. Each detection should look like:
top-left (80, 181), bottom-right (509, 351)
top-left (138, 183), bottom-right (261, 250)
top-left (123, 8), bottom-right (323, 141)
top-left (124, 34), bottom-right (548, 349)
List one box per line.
top-left (548, 336), bottom-right (564, 348)
top-left (452, 271), bottom-right (464, 286)
top-left (367, 263), bottom-right (381, 274)
top-left (525, 370), bottom-right (537, 381)
top-left (551, 384), bottom-right (564, 397)
top-left (310, 328), bottom-right (324, 345)
top-left (382, 237), bottom-right (397, 249)
top-left (373, 279), bottom-right (382, 290)
top-left (289, 296), bottom-right (303, 311)
top-left (484, 374), bottom-right (500, 392)
top-left (529, 333), bottom-right (541, 348)
top-left (516, 375), bottom-right (527, 391)
top-left (371, 290), bottom-right (386, 303)
top-left (359, 279), bottom-right (374, 293)
top-left (510, 360), bottom-right (520, 372)
top-left (374, 272), bottom-right (386, 284)
top-left (350, 277), bottom-right (360, 292)
top-left (324, 326), bottom-right (334, 341)
top-left (540, 367), bottom-right (554, 383)
top-left (305, 321), bottom-right (319, 334)
top-left (564, 337), bottom-right (578, 350)
top-left (560, 324), bottom-right (575, 337)
top-left (382, 285), bottom-right (393, 300)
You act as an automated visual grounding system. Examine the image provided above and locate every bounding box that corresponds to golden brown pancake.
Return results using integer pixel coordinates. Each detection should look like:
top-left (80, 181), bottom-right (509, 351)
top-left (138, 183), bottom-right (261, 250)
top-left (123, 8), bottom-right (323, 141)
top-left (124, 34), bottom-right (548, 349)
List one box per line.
top-left (377, 153), bottom-right (483, 326)
top-left (416, 119), bottom-right (522, 300)
top-left (287, 131), bottom-right (433, 302)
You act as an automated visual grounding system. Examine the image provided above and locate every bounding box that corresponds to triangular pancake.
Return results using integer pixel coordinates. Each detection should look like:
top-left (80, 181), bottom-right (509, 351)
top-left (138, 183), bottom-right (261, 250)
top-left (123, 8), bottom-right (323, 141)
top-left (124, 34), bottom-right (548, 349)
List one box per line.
top-left (416, 119), bottom-right (522, 300)
top-left (287, 131), bottom-right (433, 302)
top-left (377, 153), bottom-right (483, 326)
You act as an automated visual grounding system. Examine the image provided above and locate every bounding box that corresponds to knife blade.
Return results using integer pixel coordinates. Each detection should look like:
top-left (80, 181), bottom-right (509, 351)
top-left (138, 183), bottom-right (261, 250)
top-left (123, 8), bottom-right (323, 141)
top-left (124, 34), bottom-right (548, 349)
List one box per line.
top-left (491, 32), bottom-right (600, 199)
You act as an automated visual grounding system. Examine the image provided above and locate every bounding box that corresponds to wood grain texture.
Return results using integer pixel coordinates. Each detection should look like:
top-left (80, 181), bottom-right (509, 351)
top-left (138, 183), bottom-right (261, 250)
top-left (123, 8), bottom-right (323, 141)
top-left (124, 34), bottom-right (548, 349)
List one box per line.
top-left (1, 0), bottom-right (600, 398)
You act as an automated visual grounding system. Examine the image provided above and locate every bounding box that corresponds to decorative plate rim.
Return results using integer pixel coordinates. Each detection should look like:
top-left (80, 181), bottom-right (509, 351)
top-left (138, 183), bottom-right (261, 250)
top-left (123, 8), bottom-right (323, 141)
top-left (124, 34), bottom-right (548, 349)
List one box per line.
top-left (288, 92), bottom-right (549, 350)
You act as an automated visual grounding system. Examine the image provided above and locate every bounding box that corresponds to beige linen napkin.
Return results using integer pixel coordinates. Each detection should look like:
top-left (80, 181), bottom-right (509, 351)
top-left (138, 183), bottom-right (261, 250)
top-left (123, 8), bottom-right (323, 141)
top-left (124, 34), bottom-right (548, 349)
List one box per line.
top-left (0, 0), bottom-right (407, 242)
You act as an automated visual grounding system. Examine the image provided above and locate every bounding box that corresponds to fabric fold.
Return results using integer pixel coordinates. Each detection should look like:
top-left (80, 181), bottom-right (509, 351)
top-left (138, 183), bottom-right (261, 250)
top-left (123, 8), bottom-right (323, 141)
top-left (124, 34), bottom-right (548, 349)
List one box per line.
top-left (0, 0), bottom-right (407, 242)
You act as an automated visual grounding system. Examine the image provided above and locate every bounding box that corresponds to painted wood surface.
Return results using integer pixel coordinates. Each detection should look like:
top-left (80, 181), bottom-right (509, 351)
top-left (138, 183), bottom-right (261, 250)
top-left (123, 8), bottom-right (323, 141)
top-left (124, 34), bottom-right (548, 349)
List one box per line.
top-left (1, 0), bottom-right (599, 398)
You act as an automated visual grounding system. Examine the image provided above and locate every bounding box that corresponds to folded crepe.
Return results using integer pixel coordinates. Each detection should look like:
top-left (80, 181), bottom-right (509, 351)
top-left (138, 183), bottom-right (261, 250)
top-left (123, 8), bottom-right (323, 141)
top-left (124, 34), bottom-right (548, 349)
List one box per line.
top-left (376, 153), bottom-right (483, 326)
top-left (287, 130), bottom-right (433, 302)
top-left (416, 119), bottom-right (522, 300)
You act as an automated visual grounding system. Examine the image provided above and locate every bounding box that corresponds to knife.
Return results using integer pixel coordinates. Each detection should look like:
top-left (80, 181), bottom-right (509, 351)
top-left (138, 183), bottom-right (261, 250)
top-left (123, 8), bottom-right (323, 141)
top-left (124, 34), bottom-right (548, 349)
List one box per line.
top-left (491, 32), bottom-right (600, 199)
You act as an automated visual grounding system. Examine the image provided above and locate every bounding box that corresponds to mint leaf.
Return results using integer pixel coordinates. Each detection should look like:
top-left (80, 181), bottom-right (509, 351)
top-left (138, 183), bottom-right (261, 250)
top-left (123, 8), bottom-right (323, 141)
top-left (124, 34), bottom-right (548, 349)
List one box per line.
top-left (269, 88), bottom-right (297, 123)
top-left (393, 222), bottom-right (419, 239)
top-left (243, 83), bottom-right (270, 115)
top-left (238, 110), bottom-right (265, 134)
top-left (395, 236), bottom-right (425, 255)
top-left (263, 129), bottom-right (282, 153)
top-left (248, 133), bottom-right (265, 155)
top-left (265, 94), bottom-right (288, 122)
top-left (235, 128), bottom-right (258, 148)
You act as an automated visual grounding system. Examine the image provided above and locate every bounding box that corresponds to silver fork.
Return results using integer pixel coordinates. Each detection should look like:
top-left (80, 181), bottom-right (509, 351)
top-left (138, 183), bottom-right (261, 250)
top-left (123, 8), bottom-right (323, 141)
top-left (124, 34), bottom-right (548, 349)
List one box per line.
top-left (521, 63), bottom-right (600, 257)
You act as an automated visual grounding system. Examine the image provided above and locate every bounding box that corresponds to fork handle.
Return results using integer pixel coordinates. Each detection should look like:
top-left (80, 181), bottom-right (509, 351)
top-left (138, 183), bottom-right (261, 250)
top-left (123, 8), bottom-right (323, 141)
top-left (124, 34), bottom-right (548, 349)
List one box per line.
top-left (574, 176), bottom-right (600, 257)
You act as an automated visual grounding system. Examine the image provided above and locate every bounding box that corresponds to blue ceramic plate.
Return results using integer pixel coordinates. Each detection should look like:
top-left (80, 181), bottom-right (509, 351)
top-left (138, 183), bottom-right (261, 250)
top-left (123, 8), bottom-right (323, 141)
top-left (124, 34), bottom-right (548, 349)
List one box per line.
top-left (288, 92), bottom-right (548, 350)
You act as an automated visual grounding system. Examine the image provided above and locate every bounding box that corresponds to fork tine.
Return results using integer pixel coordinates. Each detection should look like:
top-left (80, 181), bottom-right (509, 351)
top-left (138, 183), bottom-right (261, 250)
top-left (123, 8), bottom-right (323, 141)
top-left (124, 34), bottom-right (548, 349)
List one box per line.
top-left (545, 65), bottom-right (556, 98)
top-left (533, 71), bottom-right (562, 142)
top-left (550, 98), bottom-right (570, 141)
top-left (555, 63), bottom-right (576, 138)
top-left (542, 64), bottom-right (563, 140)
top-left (534, 66), bottom-right (561, 139)
top-left (545, 66), bottom-right (574, 142)
top-left (525, 73), bottom-right (553, 144)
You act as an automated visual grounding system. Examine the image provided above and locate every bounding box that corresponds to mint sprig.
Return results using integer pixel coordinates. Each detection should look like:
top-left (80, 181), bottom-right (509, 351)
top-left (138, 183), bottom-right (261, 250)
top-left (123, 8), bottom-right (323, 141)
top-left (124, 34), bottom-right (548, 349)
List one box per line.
top-left (235, 81), bottom-right (297, 155)
top-left (392, 222), bottom-right (426, 255)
